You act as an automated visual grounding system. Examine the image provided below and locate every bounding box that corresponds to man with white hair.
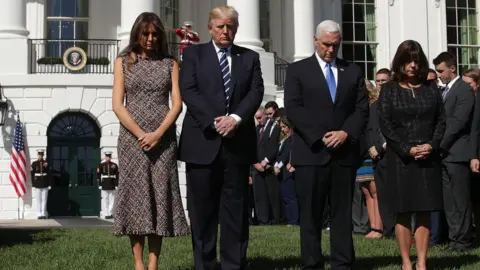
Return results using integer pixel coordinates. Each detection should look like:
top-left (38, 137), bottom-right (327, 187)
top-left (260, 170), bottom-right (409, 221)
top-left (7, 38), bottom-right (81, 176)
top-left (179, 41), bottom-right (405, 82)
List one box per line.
top-left (285, 20), bottom-right (369, 269)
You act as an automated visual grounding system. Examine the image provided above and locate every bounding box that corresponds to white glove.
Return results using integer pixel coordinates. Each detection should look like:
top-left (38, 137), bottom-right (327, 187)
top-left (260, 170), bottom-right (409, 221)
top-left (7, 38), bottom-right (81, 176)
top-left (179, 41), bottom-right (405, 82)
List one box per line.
top-left (98, 186), bottom-right (102, 190)
top-left (48, 186), bottom-right (51, 190)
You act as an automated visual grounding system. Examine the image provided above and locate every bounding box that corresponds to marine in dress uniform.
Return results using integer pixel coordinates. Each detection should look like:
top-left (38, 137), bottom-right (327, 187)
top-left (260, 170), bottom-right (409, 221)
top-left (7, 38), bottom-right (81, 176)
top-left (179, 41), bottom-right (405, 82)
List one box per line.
top-left (30, 149), bottom-right (51, 219)
top-left (97, 151), bottom-right (118, 219)
top-left (174, 21), bottom-right (200, 61)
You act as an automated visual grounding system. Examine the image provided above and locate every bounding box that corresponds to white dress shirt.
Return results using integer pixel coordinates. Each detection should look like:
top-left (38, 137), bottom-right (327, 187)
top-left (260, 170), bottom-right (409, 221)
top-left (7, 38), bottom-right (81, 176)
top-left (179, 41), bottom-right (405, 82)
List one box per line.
top-left (315, 51), bottom-right (338, 85)
top-left (212, 41), bottom-right (241, 124)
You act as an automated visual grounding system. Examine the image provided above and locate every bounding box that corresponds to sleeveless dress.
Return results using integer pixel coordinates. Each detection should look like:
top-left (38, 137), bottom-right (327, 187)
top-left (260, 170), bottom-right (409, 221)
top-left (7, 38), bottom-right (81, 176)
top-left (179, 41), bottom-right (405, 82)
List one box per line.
top-left (113, 55), bottom-right (189, 236)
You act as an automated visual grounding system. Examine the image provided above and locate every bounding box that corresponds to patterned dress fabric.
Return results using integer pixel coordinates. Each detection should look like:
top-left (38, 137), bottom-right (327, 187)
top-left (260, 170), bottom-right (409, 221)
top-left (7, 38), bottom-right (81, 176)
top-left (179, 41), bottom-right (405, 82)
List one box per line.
top-left (113, 55), bottom-right (189, 236)
top-left (377, 81), bottom-right (446, 213)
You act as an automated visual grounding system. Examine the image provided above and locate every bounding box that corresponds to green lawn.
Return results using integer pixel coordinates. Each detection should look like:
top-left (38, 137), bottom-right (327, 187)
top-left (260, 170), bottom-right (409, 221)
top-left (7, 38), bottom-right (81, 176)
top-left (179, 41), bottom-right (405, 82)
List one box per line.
top-left (0, 226), bottom-right (479, 269)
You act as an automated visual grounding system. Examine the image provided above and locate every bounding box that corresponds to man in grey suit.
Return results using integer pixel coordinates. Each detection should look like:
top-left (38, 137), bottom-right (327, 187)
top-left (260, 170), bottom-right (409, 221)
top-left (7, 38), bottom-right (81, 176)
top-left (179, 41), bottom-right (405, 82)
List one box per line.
top-left (434, 51), bottom-right (475, 251)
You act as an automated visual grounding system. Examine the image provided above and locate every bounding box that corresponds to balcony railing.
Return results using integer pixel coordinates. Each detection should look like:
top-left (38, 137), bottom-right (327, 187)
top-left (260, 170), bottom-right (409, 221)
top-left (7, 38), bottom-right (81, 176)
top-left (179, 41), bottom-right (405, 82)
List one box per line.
top-left (274, 53), bottom-right (290, 88)
top-left (28, 40), bottom-right (187, 74)
top-left (29, 39), bottom-right (119, 74)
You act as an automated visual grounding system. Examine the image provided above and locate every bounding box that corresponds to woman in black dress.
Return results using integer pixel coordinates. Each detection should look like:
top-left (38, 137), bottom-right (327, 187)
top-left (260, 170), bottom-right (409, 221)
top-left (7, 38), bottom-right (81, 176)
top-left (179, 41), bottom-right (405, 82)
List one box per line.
top-left (377, 40), bottom-right (446, 270)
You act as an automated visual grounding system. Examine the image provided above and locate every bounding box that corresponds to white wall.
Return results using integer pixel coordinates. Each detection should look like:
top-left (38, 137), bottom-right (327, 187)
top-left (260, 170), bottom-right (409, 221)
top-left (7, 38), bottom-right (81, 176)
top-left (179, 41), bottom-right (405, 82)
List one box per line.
top-left (0, 75), bottom-right (188, 219)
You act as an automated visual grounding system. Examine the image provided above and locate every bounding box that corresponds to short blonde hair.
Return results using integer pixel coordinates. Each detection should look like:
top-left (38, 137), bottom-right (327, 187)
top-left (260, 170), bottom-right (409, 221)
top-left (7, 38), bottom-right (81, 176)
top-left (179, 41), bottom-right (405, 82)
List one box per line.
top-left (208, 6), bottom-right (239, 27)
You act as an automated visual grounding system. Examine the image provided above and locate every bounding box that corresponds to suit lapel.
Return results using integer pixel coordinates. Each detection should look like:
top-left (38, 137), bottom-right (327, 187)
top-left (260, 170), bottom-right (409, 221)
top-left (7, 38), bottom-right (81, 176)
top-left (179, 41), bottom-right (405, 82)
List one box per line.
top-left (230, 45), bottom-right (242, 93)
top-left (203, 42), bottom-right (225, 93)
top-left (444, 78), bottom-right (461, 103)
top-left (308, 56), bottom-right (334, 103)
top-left (334, 59), bottom-right (347, 106)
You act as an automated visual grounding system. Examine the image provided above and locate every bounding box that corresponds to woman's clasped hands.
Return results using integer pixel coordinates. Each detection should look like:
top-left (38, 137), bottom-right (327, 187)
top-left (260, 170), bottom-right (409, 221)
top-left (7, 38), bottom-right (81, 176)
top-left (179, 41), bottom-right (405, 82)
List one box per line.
top-left (409, 144), bottom-right (433, 160)
top-left (138, 131), bottom-right (161, 151)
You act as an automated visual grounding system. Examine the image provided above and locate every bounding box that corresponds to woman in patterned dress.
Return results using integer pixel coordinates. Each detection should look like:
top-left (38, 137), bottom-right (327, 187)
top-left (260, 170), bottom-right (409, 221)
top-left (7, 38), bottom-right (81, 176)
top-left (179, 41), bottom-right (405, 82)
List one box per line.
top-left (111, 12), bottom-right (189, 270)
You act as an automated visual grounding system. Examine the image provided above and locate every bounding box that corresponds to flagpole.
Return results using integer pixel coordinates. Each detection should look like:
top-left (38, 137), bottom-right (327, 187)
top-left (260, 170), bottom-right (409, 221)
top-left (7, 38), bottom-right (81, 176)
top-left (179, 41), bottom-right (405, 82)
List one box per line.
top-left (16, 112), bottom-right (21, 220)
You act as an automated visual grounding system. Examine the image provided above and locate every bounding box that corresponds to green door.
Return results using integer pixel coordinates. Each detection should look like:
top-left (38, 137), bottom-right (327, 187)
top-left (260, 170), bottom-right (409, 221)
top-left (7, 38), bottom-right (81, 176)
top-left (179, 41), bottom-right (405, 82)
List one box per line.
top-left (46, 112), bottom-right (102, 217)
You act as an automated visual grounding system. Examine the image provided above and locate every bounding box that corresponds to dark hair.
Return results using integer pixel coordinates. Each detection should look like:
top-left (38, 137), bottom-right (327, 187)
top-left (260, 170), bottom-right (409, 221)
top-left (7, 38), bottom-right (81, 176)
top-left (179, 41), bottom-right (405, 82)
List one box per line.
top-left (273, 107), bottom-right (284, 118)
top-left (119, 12), bottom-right (171, 70)
top-left (432, 52), bottom-right (457, 71)
top-left (376, 68), bottom-right (391, 76)
top-left (264, 101), bottom-right (279, 111)
top-left (390, 40), bottom-right (429, 82)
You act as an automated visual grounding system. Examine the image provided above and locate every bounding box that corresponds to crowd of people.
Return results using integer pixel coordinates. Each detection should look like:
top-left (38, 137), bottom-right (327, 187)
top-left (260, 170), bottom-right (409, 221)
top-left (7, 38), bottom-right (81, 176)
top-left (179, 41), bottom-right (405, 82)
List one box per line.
top-left (106, 3), bottom-right (480, 270)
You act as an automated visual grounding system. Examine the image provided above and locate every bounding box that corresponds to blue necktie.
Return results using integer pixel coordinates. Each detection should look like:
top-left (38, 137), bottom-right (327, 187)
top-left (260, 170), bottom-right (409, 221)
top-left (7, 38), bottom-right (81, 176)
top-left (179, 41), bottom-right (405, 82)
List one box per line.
top-left (325, 63), bottom-right (337, 102)
top-left (219, 48), bottom-right (232, 112)
top-left (442, 86), bottom-right (450, 101)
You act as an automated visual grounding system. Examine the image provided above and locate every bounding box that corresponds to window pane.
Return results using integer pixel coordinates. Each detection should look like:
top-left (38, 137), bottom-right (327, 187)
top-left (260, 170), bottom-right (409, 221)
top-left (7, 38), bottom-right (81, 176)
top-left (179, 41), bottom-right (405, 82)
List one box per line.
top-left (446, 0), bottom-right (456, 7)
top-left (47, 0), bottom-right (62, 16)
top-left (75, 0), bottom-right (89, 17)
top-left (342, 44), bottom-right (354, 61)
top-left (458, 27), bottom-right (468, 44)
top-left (353, 4), bottom-right (365, 22)
top-left (343, 22), bottom-right (354, 41)
top-left (446, 8), bottom-right (457, 26)
top-left (367, 62), bottom-right (376, 81)
top-left (354, 23), bottom-right (366, 41)
top-left (342, 5), bottom-right (353, 22)
top-left (61, 0), bottom-right (75, 17)
top-left (354, 44), bottom-right (365, 61)
top-left (457, 8), bottom-right (469, 26)
top-left (458, 0), bottom-right (467, 8)
top-left (366, 45), bottom-right (376, 61)
top-left (468, 0), bottom-right (476, 8)
top-left (447, 26), bottom-right (458, 44)
top-left (61, 21), bottom-right (74, 39)
top-left (468, 9), bottom-right (477, 26)
top-left (47, 21), bottom-right (60, 39)
top-left (75, 21), bottom-right (89, 40)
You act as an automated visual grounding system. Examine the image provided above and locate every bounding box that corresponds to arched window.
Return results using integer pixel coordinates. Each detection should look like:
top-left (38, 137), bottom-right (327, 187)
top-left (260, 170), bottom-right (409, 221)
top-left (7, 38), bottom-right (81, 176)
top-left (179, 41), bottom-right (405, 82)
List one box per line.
top-left (46, 0), bottom-right (89, 57)
top-left (48, 112), bottom-right (99, 138)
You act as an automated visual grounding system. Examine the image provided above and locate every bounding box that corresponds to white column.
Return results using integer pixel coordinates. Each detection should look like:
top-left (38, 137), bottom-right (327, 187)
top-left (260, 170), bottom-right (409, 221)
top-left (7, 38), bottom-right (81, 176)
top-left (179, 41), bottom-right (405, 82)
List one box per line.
top-left (117, 0), bottom-right (156, 50)
top-left (227, 0), bottom-right (264, 52)
top-left (293, 0), bottom-right (315, 62)
top-left (0, 0), bottom-right (29, 38)
top-left (0, 0), bottom-right (29, 74)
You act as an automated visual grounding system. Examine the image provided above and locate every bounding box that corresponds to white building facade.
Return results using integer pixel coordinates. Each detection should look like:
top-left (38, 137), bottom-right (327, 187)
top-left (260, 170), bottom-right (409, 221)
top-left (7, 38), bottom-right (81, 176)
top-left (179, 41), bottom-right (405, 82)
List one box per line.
top-left (0, 0), bottom-right (475, 219)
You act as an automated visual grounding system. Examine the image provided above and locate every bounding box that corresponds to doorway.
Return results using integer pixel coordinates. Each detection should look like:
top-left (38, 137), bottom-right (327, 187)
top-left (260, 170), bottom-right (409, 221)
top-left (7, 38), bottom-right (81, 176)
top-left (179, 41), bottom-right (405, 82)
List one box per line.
top-left (46, 112), bottom-right (101, 217)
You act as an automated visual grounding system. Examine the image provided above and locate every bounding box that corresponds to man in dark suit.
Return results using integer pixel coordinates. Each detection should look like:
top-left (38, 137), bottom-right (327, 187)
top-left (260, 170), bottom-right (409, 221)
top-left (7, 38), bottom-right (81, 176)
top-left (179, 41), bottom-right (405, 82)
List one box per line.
top-left (433, 52), bottom-right (475, 251)
top-left (252, 101), bottom-right (284, 225)
top-left (178, 5), bottom-right (264, 270)
top-left (284, 20), bottom-right (369, 269)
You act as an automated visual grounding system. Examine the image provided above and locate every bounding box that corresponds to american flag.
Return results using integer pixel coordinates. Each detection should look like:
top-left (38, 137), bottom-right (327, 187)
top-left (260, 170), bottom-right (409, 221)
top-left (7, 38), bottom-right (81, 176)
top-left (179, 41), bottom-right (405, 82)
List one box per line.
top-left (9, 118), bottom-right (26, 197)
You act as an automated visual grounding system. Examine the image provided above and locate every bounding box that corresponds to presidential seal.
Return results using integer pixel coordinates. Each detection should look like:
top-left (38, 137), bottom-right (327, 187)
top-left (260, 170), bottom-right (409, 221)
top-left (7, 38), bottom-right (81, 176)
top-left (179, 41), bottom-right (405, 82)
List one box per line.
top-left (63, 47), bottom-right (87, 71)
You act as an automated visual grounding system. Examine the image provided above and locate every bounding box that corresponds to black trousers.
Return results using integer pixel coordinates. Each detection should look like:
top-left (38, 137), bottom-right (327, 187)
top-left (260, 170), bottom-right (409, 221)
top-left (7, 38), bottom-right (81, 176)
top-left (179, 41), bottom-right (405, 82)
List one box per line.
top-left (442, 162), bottom-right (473, 249)
top-left (374, 163), bottom-right (395, 237)
top-left (253, 170), bottom-right (285, 225)
top-left (186, 151), bottom-right (250, 270)
top-left (295, 161), bottom-right (356, 270)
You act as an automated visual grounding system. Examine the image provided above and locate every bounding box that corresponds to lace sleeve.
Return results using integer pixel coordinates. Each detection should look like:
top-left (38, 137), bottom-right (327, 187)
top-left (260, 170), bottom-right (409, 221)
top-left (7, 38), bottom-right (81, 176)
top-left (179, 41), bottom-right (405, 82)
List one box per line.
top-left (377, 83), bottom-right (412, 159)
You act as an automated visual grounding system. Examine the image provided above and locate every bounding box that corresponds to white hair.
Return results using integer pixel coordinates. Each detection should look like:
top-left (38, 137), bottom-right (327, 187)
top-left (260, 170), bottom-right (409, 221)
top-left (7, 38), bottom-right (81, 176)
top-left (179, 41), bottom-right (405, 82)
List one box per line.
top-left (315, 20), bottom-right (342, 38)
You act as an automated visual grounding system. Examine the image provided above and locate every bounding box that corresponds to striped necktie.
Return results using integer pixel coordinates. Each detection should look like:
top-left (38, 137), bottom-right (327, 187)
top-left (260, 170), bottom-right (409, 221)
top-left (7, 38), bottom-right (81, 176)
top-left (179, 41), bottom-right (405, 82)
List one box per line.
top-left (219, 48), bottom-right (232, 112)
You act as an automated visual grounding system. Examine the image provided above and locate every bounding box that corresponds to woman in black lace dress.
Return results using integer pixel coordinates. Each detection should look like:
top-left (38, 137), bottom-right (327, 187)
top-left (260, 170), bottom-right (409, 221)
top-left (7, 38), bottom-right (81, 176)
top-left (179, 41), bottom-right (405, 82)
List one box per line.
top-left (377, 40), bottom-right (446, 270)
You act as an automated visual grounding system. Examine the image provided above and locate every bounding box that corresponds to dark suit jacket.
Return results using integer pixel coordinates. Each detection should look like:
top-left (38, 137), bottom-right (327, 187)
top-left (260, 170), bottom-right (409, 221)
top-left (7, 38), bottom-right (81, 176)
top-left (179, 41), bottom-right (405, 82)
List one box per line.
top-left (276, 136), bottom-right (293, 180)
top-left (441, 78), bottom-right (475, 162)
top-left (178, 42), bottom-right (265, 165)
top-left (284, 55), bottom-right (369, 166)
top-left (366, 102), bottom-right (387, 167)
top-left (470, 93), bottom-right (480, 159)
top-left (256, 119), bottom-right (281, 164)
